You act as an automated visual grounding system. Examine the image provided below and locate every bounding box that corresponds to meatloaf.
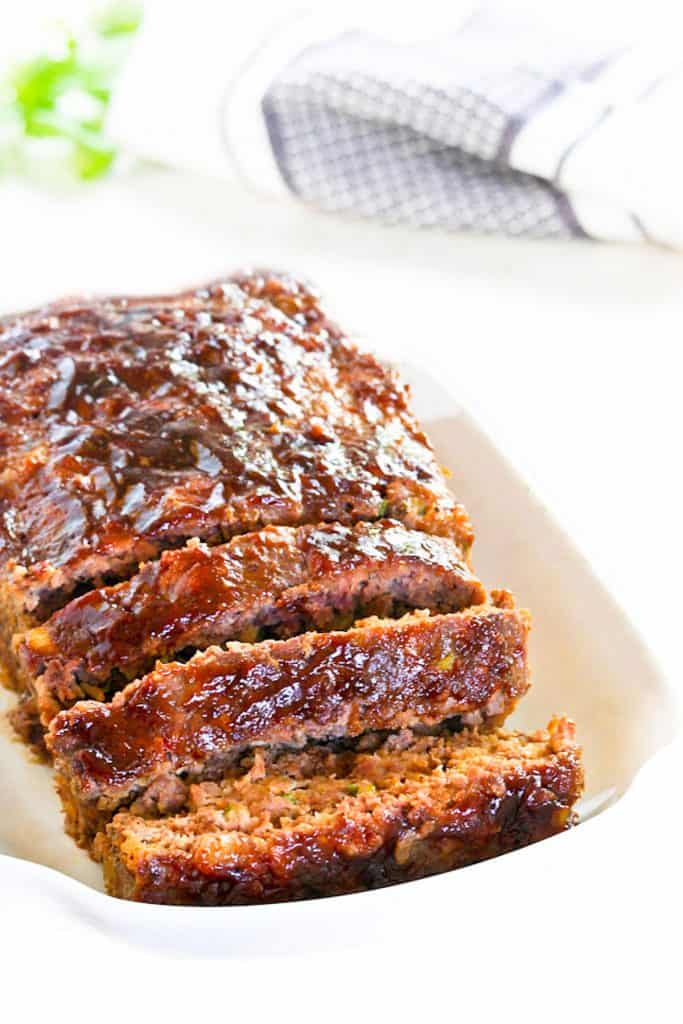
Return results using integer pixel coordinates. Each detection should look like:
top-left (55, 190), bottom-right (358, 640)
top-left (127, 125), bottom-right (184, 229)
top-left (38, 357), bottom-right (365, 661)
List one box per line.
top-left (0, 270), bottom-right (472, 682)
top-left (49, 595), bottom-right (530, 845)
top-left (15, 519), bottom-right (485, 729)
top-left (95, 717), bottom-right (582, 905)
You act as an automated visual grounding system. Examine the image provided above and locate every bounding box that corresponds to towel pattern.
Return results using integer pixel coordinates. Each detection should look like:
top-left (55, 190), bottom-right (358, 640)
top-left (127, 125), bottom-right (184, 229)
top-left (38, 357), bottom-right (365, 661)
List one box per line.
top-left (262, 14), bottom-right (613, 238)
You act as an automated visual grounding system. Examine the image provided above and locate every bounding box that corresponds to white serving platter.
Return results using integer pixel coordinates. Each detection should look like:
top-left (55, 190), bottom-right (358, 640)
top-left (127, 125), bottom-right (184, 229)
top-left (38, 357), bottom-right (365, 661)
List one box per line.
top-left (0, 364), bottom-right (678, 957)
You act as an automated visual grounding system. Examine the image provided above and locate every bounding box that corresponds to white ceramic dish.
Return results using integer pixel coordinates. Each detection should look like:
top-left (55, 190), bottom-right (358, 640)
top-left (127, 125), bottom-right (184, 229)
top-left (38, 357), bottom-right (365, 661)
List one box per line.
top-left (0, 364), bottom-right (678, 957)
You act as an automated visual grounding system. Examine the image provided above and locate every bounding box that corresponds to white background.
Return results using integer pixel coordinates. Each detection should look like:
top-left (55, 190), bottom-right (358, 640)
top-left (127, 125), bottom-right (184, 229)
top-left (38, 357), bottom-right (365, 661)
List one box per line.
top-left (1, 0), bottom-right (682, 1016)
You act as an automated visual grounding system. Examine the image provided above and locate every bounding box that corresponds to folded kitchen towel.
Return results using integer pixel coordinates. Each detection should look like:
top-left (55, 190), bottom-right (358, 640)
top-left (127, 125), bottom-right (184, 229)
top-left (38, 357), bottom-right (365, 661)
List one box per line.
top-left (109, 1), bottom-right (683, 246)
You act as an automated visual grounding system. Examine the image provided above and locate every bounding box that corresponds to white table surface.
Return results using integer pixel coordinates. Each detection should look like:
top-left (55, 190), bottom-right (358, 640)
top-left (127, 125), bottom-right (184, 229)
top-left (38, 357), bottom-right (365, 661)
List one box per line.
top-left (0, 168), bottom-right (681, 1011)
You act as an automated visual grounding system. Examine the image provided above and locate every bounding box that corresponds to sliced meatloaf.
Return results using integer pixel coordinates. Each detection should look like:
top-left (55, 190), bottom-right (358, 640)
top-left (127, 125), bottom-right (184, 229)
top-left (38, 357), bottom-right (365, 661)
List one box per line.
top-left (95, 717), bottom-right (582, 905)
top-left (0, 269), bottom-right (472, 679)
top-left (14, 520), bottom-right (485, 728)
top-left (49, 595), bottom-right (530, 845)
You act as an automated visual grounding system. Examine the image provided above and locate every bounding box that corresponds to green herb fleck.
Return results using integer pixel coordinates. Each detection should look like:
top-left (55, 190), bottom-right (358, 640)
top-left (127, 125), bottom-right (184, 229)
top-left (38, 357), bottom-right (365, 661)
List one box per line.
top-left (345, 783), bottom-right (359, 797)
top-left (376, 499), bottom-right (389, 518)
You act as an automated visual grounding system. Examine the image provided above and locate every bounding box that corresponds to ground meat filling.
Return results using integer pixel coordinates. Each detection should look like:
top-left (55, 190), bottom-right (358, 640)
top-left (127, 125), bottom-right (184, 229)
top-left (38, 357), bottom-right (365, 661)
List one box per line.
top-left (95, 718), bottom-right (583, 905)
top-left (14, 519), bottom-right (485, 728)
top-left (48, 598), bottom-right (530, 846)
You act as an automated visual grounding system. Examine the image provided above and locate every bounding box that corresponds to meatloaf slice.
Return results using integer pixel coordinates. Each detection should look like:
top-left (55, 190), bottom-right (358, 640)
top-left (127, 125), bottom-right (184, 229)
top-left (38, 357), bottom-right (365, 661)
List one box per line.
top-left (95, 717), bottom-right (582, 905)
top-left (0, 269), bottom-right (472, 658)
top-left (49, 595), bottom-right (530, 845)
top-left (15, 520), bottom-right (484, 728)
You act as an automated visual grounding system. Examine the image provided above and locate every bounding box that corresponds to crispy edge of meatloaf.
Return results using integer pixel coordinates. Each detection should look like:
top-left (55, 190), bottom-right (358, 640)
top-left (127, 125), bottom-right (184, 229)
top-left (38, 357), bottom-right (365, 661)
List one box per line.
top-left (49, 596), bottom-right (530, 847)
top-left (0, 581), bottom-right (50, 753)
top-left (94, 717), bottom-right (582, 905)
top-left (14, 520), bottom-right (486, 730)
top-left (0, 575), bottom-right (37, 691)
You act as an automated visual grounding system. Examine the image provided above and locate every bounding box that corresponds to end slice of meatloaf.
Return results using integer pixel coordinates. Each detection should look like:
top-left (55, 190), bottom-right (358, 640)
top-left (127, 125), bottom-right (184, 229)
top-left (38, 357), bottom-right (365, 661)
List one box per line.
top-left (94, 716), bottom-right (582, 905)
top-left (0, 269), bottom-right (472, 661)
top-left (48, 594), bottom-right (530, 846)
top-left (14, 520), bottom-right (485, 729)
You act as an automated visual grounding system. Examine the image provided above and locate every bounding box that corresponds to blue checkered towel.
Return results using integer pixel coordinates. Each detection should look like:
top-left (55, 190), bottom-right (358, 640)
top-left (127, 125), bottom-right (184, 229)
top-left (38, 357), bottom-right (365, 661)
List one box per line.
top-left (110, 3), bottom-right (683, 246)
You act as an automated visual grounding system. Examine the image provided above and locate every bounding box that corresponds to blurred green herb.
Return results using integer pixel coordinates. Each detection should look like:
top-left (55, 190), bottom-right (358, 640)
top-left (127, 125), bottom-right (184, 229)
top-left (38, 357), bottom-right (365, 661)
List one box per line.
top-left (93, 2), bottom-right (143, 38)
top-left (1, 2), bottom-right (141, 181)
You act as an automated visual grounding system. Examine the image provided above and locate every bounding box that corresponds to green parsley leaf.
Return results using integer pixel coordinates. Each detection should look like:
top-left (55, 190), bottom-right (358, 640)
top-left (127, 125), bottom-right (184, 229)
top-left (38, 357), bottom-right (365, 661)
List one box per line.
top-left (1, 3), bottom-right (141, 182)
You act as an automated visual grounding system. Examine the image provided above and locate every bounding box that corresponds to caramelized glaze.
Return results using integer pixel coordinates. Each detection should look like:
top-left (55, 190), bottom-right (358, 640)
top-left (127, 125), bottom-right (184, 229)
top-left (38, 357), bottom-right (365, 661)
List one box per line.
top-left (18, 519), bottom-right (485, 725)
top-left (0, 272), bottom-right (471, 618)
top-left (98, 719), bottom-right (582, 905)
top-left (49, 601), bottom-right (529, 818)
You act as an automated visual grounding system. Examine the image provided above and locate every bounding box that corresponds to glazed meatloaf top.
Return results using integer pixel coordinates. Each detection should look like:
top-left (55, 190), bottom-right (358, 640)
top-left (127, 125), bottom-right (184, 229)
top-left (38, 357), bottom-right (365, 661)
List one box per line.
top-left (49, 597), bottom-right (530, 824)
top-left (16, 519), bottom-right (485, 726)
top-left (0, 270), bottom-right (472, 621)
top-left (97, 718), bottom-right (582, 905)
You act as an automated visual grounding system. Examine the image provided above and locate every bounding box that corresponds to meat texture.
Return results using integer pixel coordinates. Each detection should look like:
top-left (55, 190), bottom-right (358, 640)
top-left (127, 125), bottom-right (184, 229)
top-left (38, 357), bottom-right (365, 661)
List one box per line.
top-left (49, 596), bottom-right (530, 845)
top-left (96, 717), bottom-right (582, 905)
top-left (15, 519), bottom-right (485, 727)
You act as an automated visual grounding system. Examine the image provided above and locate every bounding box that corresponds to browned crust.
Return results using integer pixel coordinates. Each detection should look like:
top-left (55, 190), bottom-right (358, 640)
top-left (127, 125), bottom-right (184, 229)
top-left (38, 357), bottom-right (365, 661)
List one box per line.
top-left (49, 598), bottom-right (530, 845)
top-left (0, 574), bottom-right (37, 690)
top-left (97, 718), bottom-right (582, 905)
top-left (15, 520), bottom-right (485, 729)
top-left (7, 693), bottom-right (49, 757)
